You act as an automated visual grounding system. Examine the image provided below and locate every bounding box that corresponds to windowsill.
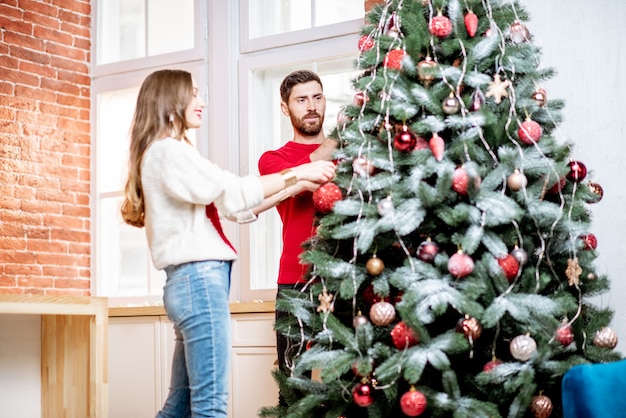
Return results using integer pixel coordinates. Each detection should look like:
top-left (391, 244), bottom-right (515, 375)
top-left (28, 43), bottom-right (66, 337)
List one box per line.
top-left (108, 300), bottom-right (275, 317)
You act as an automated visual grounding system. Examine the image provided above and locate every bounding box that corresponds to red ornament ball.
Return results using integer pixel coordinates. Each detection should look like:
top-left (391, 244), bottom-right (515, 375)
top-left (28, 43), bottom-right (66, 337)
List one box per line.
top-left (352, 382), bottom-right (374, 407)
top-left (429, 14), bottom-right (453, 38)
top-left (413, 135), bottom-right (429, 151)
top-left (448, 251), bottom-right (474, 278)
top-left (464, 11), bottom-right (479, 38)
top-left (548, 177), bottom-right (566, 194)
top-left (497, 254), bottom-right (520, 282)
top-left (518, 119), bottom-right (542, 144)
top-left (384, 48), bottom-right (406, 70)
top-left (394, 126), bottom-right (417, 152)
top-left (336, 109), bottom-right (351, 127)
top-left (556, 322), bottom-right (574, 346)
top-left (312, 182), bottom-right (342, 213)
top-left (452, 166), bottom-right (469, 195)
top-left (418, 239), bottom-right (439, 262)
top-left (452, 166), bottom-right (481, 196)
top-left (353, 91), bottom-right (369, 107)
top-left (581, 233), bottom-right (597, 250)
top-left (400, 388), bottom-right (427, 416)
top-left (351, 358), bottom-right (374, 377)
top-left (391, 321), bottom-right (420, 349)
top-left (567, 160), bottom-right (587, 182)
top-left (483, 358), bottom-right (503, 372)
top-left (362, 284), bottom-right (387, 305)
top-left (358, 35), bottom-right (374, 52)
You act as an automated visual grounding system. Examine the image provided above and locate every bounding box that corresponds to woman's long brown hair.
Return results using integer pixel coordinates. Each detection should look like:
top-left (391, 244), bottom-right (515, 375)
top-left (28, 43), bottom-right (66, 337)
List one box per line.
top-left (120, 69), bottom-right (193, 227)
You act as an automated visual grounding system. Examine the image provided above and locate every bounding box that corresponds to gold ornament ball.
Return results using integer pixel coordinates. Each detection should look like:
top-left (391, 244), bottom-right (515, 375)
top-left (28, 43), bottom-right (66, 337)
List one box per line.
top-left (366, 256), bottom-right (385, 276)
top-left (442, 93), bottom-right (460, 114)
top-left (594, 327), bottom-right (618, 349)
top-left (530, 395), bottom-right (553, 418)
top-left (417, 56), bottom-right (437, 85)
top-left (507, 169), bottom-right (528, 191)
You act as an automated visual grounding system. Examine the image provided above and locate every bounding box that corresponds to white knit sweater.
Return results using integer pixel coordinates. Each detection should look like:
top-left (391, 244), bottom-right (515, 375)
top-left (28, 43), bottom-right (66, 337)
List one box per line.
top-left (140, 138), bottom-right (264, 270)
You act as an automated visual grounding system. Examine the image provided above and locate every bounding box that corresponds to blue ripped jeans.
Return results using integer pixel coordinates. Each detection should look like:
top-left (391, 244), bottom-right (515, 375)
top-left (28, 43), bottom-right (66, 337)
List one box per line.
top-left (156, 260), bottom-right (232, 418)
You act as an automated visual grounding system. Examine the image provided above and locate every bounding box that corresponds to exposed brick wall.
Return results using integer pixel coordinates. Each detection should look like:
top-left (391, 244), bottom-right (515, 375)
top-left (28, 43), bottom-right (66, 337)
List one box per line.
top-left (0, 0), bottom-right (91, 295)
top-left (365, 0), bottom-right (385, 12)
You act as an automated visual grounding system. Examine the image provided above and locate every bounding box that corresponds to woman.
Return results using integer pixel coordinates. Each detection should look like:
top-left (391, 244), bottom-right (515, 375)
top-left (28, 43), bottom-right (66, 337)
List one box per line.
top-left (120, 69), bottom-right (335, 417)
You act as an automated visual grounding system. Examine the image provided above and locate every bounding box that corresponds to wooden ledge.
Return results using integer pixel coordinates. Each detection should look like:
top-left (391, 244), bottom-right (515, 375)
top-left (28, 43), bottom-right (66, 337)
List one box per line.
top-left (109, 300), bottom-right (275, 317)
top-left (0, 294), bottom-right (108, 315)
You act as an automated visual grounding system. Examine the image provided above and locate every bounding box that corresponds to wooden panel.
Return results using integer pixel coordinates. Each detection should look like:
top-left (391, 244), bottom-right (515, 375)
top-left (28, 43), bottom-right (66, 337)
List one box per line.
top-left (41, 315), bottom-right (90, 418)
top-left (0, 295), bottom-right (109, 418)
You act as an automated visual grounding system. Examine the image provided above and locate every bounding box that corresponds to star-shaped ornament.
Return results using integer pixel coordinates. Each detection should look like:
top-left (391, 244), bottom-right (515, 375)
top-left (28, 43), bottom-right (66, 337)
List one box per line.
top-left (486, 74), bottom-right (511, 104)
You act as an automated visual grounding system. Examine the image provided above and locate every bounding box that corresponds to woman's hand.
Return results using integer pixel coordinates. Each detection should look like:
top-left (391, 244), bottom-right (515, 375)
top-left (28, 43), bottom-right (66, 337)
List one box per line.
top-left (293, 160), bottom-right (336, 184)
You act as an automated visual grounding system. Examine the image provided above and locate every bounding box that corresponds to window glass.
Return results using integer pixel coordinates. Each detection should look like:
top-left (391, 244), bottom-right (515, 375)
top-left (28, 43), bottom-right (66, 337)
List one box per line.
top-left (95, 85), bottom-right (196, 297)
top-left (99, 197), bottom-right (165, 296)
top-left (314, 0), bottom-right (365, 26)
top-left (246, 58), bottom-right (359, 291)
top-left (147, 0), bottom-right (195, 56)
top-left (97, 0), bottom-right (194, 65)
top-left (248, 0), bottom-right (363, 39)
top-left (97, 88), bottom-right (136, 193)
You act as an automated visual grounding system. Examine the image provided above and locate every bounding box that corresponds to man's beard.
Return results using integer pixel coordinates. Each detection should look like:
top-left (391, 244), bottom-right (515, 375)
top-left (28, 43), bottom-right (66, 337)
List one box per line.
top-left (291, 112), bottom-right (324, 136)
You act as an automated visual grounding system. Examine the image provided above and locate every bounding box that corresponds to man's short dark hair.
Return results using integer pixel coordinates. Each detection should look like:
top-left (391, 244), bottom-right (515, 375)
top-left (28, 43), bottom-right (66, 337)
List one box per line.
top-left (280, 70), bottom-right (323, 103)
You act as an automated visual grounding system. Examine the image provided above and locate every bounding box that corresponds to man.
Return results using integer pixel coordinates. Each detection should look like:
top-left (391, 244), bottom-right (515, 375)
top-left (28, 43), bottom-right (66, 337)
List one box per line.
top-left (257, 70), bottom-right (337, 394)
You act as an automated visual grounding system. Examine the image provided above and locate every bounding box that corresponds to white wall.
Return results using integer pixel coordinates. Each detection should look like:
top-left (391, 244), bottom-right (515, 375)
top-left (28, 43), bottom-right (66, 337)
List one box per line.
top-left (524, 0), bottom-right (626, 353)
top-left (0, 315), bottom-right (41, 417)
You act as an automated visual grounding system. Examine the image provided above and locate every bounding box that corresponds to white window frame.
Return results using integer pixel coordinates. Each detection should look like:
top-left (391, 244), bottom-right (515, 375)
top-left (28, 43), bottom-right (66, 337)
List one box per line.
top-left (90, 0), bottom-right (210, 304)
top-left (91, 0), bottom-right (364, 303)
top-left (239, 1), bottom-right (363, 53)
top-left (91, 0), bottom-right (206, 78)
top-left (237, 34), bottom-right (360, 302)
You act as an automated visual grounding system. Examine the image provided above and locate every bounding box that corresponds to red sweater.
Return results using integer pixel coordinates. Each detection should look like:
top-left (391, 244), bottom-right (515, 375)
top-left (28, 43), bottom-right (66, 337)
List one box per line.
top-left (258, 141), bottom-right (320, 285)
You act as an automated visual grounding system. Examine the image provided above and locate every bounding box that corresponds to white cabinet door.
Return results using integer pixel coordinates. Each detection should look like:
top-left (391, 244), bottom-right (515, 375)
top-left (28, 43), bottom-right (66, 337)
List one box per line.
top-left (230, 313), bottom-right (278, 418)
top-left (231, 347), bottom-right (279, 417)
top-left (110, 312), bottom-right (277, 418)
top-left (109, 316), bottom-right (165, 418)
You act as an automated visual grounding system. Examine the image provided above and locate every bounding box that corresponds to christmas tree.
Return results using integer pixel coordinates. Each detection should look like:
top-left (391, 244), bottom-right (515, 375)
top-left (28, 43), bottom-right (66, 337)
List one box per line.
top-left (261, 0), bottom-right (622, 417)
